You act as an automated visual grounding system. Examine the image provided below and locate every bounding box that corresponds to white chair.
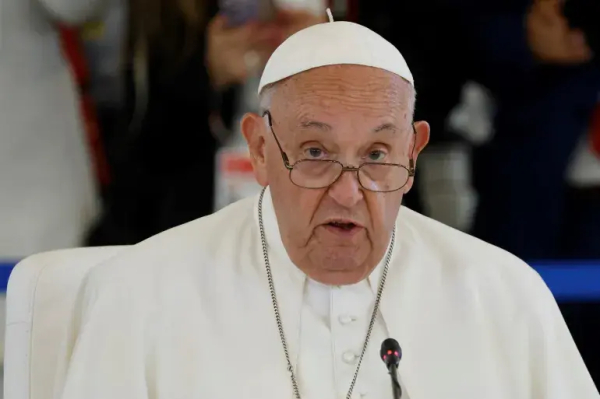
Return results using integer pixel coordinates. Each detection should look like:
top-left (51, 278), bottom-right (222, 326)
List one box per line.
top-left (4, 247), bottom-right (125, 399)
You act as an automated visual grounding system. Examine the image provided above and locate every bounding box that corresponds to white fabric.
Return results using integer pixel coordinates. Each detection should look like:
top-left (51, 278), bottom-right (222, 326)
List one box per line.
top-left (258, 21), bottom-right (413, 94)
top-left (55, 188), bottom-right (597, 399)
top-left (299, 278), bottom-right (410, 399)
top-left (0, 0), bottom-right (103, 258)
top-left (4, 247), bottom-right (124, 399)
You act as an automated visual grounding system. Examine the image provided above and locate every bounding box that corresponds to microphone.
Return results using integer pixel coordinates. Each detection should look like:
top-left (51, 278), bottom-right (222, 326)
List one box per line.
top-left (380, 338), bottom-right (402, 399)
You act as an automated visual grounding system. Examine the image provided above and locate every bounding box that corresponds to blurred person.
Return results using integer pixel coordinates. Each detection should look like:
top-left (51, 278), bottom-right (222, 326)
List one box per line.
top-left (85, 0), bottom-right (324, 246)
top-left (54, 21), bottom-right (598, 399)
top-left (471, 0), bottom-right (600, 260)
top-left (0, 0), bottom-right (105, 259)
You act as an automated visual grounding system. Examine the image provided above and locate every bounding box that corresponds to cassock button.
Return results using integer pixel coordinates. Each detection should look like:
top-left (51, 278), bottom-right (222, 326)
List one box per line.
top-left (338, 314), bottom-right (356, 325)
top-left (342, 351), bottom-right (357, 364)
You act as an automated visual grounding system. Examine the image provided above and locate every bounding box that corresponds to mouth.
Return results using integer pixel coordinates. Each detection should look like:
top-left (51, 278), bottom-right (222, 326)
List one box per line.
top-left (322, 219), bottom-right (364, 235)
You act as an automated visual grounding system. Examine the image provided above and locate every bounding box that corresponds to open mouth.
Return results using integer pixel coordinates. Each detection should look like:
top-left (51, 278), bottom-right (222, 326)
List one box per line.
top-left (328, 221), bottom-right (357, 230)
top-left (324, 220), bottom-right (362, 234)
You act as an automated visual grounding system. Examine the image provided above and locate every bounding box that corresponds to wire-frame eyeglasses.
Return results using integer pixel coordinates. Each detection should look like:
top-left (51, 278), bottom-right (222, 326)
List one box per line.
top-left (263, 111), bottom-right (416, 193)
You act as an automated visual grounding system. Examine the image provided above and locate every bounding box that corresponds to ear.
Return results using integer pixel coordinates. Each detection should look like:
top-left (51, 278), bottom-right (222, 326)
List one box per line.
top-left (412, 121), bottom-right (431, 162)
top-left (403, 120), bottom-right (430, 194)
top-left (241, 112), bottom-right (269, 186)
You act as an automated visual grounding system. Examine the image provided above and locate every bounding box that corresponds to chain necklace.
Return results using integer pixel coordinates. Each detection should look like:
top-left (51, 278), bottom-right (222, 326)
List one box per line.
top-left (257, 187), bottom-right (396, 399)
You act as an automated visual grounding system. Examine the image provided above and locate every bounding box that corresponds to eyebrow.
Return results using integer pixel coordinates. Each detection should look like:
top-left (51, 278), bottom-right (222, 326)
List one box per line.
top-left (373, 123), bottom-right (398, 133)
top-left (299, 120), bottom-right (332, 131)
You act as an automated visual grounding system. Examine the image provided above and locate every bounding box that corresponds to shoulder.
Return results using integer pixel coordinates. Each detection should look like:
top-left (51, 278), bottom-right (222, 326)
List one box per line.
top-left (399, 207), bottom-right (553, 311)
top-left (399, 206), bottom-right (523, 265)
top-left (84, 195), bottom-right (257, 296)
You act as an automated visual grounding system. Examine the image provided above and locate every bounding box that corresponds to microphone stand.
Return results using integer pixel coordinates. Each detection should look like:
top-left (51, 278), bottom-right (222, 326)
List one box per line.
top-left (387, 363), bottom-right (402, 399)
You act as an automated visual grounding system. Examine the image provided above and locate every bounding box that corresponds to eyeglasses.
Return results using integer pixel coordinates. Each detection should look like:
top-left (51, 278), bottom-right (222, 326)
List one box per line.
top-left (263, 111), bottom-right (416, 193)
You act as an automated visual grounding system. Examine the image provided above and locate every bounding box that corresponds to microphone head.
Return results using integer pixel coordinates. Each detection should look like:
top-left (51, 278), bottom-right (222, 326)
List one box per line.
top-left (380, 338), bottom-right (402, 367)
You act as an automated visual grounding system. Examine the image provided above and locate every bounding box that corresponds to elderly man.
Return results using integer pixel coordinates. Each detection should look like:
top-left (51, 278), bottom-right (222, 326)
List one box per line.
top-left (55, 17), bottom-right (597, 399)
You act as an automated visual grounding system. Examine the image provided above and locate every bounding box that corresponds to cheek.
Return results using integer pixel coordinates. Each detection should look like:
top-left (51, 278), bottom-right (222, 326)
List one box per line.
top-left (273, 187), bottom-right (323, 246)
top-left (386, 192), bottom-right (403, 228)
top-left (293, 191), bottom-right (322, 225)
top-left (267, 157), bottom-right (321, 225)
top-left (266, 155), bottom-right (294, 195)
top-left (403, 177), bottom-right (415, 194)
top-left (366, 192), bottom-right (403, 230)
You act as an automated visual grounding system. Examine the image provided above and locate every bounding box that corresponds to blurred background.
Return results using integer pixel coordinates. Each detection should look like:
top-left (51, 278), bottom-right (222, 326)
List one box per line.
top-left (0, 0), bottom-right (599, 394)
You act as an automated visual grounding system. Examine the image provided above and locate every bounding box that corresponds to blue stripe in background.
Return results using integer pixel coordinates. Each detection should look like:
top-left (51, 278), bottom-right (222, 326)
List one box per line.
top-left (532, 262), bottom-right (600, 302)
top-left (0, 263), bottom-right (14, 294)
top-left (0, 261), bottom-right (599, 302)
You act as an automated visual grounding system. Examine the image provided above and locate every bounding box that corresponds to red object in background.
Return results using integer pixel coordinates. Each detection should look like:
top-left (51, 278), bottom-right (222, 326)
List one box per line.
top-left (58, 26), bottom-right (111, 187)
top-left (221, 152), bottom-right (254, 174)
top-left (592, 103), bottom-right (600, 158)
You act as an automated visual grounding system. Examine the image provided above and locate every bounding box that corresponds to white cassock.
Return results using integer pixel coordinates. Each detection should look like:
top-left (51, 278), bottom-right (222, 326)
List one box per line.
top-left (54, 188), bottom-right (598, 399)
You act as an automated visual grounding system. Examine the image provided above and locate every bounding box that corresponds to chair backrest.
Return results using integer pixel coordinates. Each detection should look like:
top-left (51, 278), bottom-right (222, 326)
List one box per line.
top-left (4, 246), bottom-right (125, 399)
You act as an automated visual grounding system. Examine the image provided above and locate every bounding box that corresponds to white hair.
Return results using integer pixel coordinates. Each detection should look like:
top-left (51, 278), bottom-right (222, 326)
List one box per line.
top-left (409, 85), bottom-right (417, 119)
top-left (258, 83), bottom-right (277, 115)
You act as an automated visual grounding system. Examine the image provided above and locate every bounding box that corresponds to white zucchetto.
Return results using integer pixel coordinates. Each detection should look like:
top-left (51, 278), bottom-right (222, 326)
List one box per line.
top-left (258, 15), bottom-right (414, 94)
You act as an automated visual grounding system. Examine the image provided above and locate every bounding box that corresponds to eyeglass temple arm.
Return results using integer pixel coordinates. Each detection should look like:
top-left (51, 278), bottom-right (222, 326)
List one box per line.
top-left (263, 111), bottom-right (293, 169)
top-left (409, 123), bottom-right (417, 176)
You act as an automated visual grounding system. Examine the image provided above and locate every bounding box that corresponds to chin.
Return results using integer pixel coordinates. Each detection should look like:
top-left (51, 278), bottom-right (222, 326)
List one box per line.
top-left (321, 245), bottom-right (366, 266)
top-left (306, 248), bottom-right (372, 285)
top-left (309, 267), bottom-right (370, 286)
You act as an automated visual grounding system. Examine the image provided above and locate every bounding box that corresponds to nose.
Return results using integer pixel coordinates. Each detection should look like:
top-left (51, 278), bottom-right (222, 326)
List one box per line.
top-left (327, 169), bottom-right (364, 208)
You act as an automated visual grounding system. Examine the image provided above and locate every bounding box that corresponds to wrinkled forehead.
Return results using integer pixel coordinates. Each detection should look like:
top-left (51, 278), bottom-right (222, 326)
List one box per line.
top-left (269, 65), bottom-right (414, 127)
